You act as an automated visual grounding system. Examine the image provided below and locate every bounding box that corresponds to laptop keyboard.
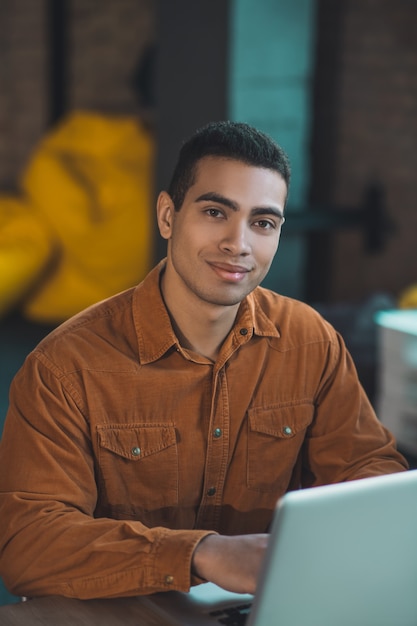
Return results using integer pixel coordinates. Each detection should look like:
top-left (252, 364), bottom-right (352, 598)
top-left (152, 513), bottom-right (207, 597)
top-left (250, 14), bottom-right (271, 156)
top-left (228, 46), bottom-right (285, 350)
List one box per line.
top-left (209, 602), bottom-right (252, 625)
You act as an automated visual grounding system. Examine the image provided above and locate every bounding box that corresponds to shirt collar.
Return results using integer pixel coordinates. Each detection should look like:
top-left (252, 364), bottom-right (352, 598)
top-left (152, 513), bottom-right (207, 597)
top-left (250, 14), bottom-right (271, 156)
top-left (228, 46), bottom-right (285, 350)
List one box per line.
top-left (133, 260), bottom-right (177, 364)
top-left (132, 259), bottom-right (280, 365)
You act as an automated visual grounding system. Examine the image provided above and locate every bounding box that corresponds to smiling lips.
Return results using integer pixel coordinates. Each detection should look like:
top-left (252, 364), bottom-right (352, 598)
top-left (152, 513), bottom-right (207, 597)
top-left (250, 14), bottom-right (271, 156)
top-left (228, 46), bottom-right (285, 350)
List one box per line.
top-left (208, 261), bottom-right (252, 282)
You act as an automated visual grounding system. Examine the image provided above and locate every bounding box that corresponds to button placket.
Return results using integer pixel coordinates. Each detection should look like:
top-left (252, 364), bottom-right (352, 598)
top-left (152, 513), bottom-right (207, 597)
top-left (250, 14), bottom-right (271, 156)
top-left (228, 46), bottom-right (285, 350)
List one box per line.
top-left (196, 367), bottom-right (229, 528)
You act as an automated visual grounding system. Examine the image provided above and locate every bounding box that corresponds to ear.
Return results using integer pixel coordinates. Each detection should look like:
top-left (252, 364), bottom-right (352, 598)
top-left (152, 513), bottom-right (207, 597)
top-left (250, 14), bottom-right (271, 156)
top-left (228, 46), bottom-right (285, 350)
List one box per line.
top-left (156, 191), bottom-right (175, 240)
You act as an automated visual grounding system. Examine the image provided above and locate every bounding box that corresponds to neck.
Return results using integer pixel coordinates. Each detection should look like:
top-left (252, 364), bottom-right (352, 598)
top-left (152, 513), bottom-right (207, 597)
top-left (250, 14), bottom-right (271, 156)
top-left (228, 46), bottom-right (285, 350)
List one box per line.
top-left (160, 272), bottom-right (239, 361)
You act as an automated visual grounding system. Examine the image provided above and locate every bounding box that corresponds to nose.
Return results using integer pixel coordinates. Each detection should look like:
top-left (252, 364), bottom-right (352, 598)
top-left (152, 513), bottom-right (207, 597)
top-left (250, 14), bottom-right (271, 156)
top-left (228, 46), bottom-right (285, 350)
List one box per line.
top-left (219, 220), bottom-right (251, 256)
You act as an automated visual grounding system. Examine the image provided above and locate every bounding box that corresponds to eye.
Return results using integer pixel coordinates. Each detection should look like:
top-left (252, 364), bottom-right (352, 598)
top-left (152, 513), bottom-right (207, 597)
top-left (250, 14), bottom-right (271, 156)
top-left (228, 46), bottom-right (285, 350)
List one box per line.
top-left (204, 207), bottom-right (224, 218)
top-left (253, 216), bottom-right (285, 231)
top-left (254, 219), bottom-right (276, 230)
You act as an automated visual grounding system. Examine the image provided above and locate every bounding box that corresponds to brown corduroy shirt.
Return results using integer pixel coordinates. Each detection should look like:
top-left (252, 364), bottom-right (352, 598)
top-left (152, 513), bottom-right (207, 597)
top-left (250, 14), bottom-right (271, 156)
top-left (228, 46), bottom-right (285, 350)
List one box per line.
top-left (0, 261), bottom-right (407, 599)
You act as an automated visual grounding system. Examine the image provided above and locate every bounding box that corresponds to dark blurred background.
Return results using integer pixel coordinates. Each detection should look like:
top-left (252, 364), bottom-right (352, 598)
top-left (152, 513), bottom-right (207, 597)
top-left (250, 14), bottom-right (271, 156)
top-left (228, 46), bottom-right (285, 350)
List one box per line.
top-left (1, 0), bottom-right (416, 302)
top-left (1, 0), bottom-right (417, 605)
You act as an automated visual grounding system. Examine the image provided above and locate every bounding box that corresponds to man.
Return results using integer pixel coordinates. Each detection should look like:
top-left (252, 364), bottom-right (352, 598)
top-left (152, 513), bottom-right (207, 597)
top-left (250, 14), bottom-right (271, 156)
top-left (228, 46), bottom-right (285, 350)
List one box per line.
top-left (0, 121), bottom-right (407, 600)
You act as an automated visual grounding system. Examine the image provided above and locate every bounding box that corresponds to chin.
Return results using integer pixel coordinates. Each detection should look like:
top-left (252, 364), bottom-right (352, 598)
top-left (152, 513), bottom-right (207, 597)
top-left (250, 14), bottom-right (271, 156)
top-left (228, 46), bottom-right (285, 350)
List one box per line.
top-left (204, 288), bottom-right (253, 307)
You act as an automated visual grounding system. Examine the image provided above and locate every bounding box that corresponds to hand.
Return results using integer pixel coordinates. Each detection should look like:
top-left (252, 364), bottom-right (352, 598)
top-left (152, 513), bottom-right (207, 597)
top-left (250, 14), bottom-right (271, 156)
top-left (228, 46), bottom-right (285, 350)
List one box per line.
top-left (191, 533), bottom-right (269, 595)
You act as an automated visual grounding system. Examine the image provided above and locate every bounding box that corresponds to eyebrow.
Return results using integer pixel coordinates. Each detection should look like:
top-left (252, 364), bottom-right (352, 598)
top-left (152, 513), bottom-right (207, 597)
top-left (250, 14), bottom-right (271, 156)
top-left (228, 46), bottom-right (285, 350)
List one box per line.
top-left (195, 192), bottom-right (284, 219)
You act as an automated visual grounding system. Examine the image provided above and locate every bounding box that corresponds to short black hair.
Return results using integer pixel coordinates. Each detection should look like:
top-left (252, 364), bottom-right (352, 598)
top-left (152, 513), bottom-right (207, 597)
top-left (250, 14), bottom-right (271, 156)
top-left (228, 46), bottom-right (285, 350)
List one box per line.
top-left (168, 121), bottom-right (291, 210)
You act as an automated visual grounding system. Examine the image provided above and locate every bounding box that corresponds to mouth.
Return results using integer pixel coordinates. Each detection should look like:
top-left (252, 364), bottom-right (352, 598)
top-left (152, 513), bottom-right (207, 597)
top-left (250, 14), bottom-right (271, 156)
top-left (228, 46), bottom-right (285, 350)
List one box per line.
top-left (207, 261), bottom-right (252, 283)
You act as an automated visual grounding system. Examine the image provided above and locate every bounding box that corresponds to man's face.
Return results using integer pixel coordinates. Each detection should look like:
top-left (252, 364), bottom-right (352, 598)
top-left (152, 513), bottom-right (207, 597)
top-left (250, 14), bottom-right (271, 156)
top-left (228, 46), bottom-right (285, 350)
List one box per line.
top-left (159, 156), bottom-right (288, 309)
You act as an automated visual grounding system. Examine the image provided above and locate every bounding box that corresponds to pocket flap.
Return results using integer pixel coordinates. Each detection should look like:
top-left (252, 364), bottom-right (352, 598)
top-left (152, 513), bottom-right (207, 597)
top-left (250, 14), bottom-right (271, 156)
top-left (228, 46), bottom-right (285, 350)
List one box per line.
top-left (249, 403), bottom-right (314, 438)
top-left (97, 424), bottom-right (176, 460)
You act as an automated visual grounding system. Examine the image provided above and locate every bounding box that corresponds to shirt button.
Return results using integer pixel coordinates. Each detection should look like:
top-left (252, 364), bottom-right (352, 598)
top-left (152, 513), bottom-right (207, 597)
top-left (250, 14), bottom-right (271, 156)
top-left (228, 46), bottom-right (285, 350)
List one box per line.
top-left (283, 426), bottom-right (293, 436)
top-left (213, 428), bottom-right (222, 438)
top-left (207, 487), bottom-right (216, 496)
top-left (131, 447), bottom-right (141, 456)
top-left (239, 328), bottom-right (248, 336)
top-left (165, 575), bottom-right (174, 584)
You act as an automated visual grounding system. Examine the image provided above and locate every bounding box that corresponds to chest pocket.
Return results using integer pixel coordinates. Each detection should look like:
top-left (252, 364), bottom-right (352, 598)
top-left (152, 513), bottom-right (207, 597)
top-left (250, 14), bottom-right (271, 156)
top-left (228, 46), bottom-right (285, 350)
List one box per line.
top-left (97, 424), bottom-right (178, 515)
top-left (247, 403), bottom-right (314, 492)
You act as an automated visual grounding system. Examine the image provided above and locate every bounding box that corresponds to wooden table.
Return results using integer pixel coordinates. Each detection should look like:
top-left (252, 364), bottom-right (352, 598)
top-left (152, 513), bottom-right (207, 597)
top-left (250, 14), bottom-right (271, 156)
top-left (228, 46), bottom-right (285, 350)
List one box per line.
top-left (0, 595), bottom-right (169, 625)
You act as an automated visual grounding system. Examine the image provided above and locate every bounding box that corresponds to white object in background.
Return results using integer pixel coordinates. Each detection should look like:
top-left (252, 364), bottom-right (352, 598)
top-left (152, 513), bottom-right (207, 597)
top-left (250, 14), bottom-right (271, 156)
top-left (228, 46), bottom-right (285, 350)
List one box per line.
top-left (375, 309), bottom-right (417, 455)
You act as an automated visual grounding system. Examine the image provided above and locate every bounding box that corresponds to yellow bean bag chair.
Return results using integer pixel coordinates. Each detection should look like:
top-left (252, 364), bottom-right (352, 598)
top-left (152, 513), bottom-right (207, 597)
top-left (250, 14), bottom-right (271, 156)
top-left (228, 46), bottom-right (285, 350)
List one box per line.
top-left (0, 111), bottom-right (154, 323)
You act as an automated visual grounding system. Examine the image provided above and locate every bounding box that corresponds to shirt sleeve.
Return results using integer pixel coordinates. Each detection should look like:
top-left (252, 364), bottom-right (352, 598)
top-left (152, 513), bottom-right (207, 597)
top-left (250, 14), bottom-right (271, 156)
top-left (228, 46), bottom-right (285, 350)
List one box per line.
top-left (0, 353), bottom-right (213, 599)
top-left (302, 331), bottom-right (408, 486)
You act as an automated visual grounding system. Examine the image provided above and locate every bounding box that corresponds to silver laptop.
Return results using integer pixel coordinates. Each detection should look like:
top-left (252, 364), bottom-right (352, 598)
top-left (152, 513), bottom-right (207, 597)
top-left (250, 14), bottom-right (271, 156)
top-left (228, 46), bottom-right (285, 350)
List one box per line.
top-left (139, 470), bottom-right (417, 626)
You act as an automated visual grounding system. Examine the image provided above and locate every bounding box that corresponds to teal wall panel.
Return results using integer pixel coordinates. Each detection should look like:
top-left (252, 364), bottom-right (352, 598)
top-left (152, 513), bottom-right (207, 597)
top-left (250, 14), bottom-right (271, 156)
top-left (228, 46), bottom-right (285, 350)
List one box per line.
top-left (229, 0), bottom-right (317, 298)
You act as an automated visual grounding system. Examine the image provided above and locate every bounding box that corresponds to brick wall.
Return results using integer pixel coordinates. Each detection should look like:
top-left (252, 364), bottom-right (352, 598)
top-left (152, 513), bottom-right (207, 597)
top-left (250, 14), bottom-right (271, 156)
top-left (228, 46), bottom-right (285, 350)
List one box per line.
top-left (0, 0), bottom-right (155, 188)
top-left (323, 0), bottom-right (417, 302)
top-left (0, 0), bottom-right (47, 188)
top-left (70, 0), bottom-right (155, 113)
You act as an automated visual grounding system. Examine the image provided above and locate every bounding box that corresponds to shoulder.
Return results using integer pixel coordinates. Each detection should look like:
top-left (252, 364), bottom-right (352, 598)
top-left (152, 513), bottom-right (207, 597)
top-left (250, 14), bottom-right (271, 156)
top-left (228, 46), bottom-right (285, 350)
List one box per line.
top-left (27, 262), bottom-right (166, 376)
top-left (31, 287), bottom-right (138, 373)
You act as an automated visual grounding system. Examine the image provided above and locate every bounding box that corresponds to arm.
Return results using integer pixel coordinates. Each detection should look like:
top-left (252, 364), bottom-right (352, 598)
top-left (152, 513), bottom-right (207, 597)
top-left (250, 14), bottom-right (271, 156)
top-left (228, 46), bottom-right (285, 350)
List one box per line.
top-left (0, 355), bottom-right (212, 599)
top-left (304, 331), bottom-right (408, 486)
